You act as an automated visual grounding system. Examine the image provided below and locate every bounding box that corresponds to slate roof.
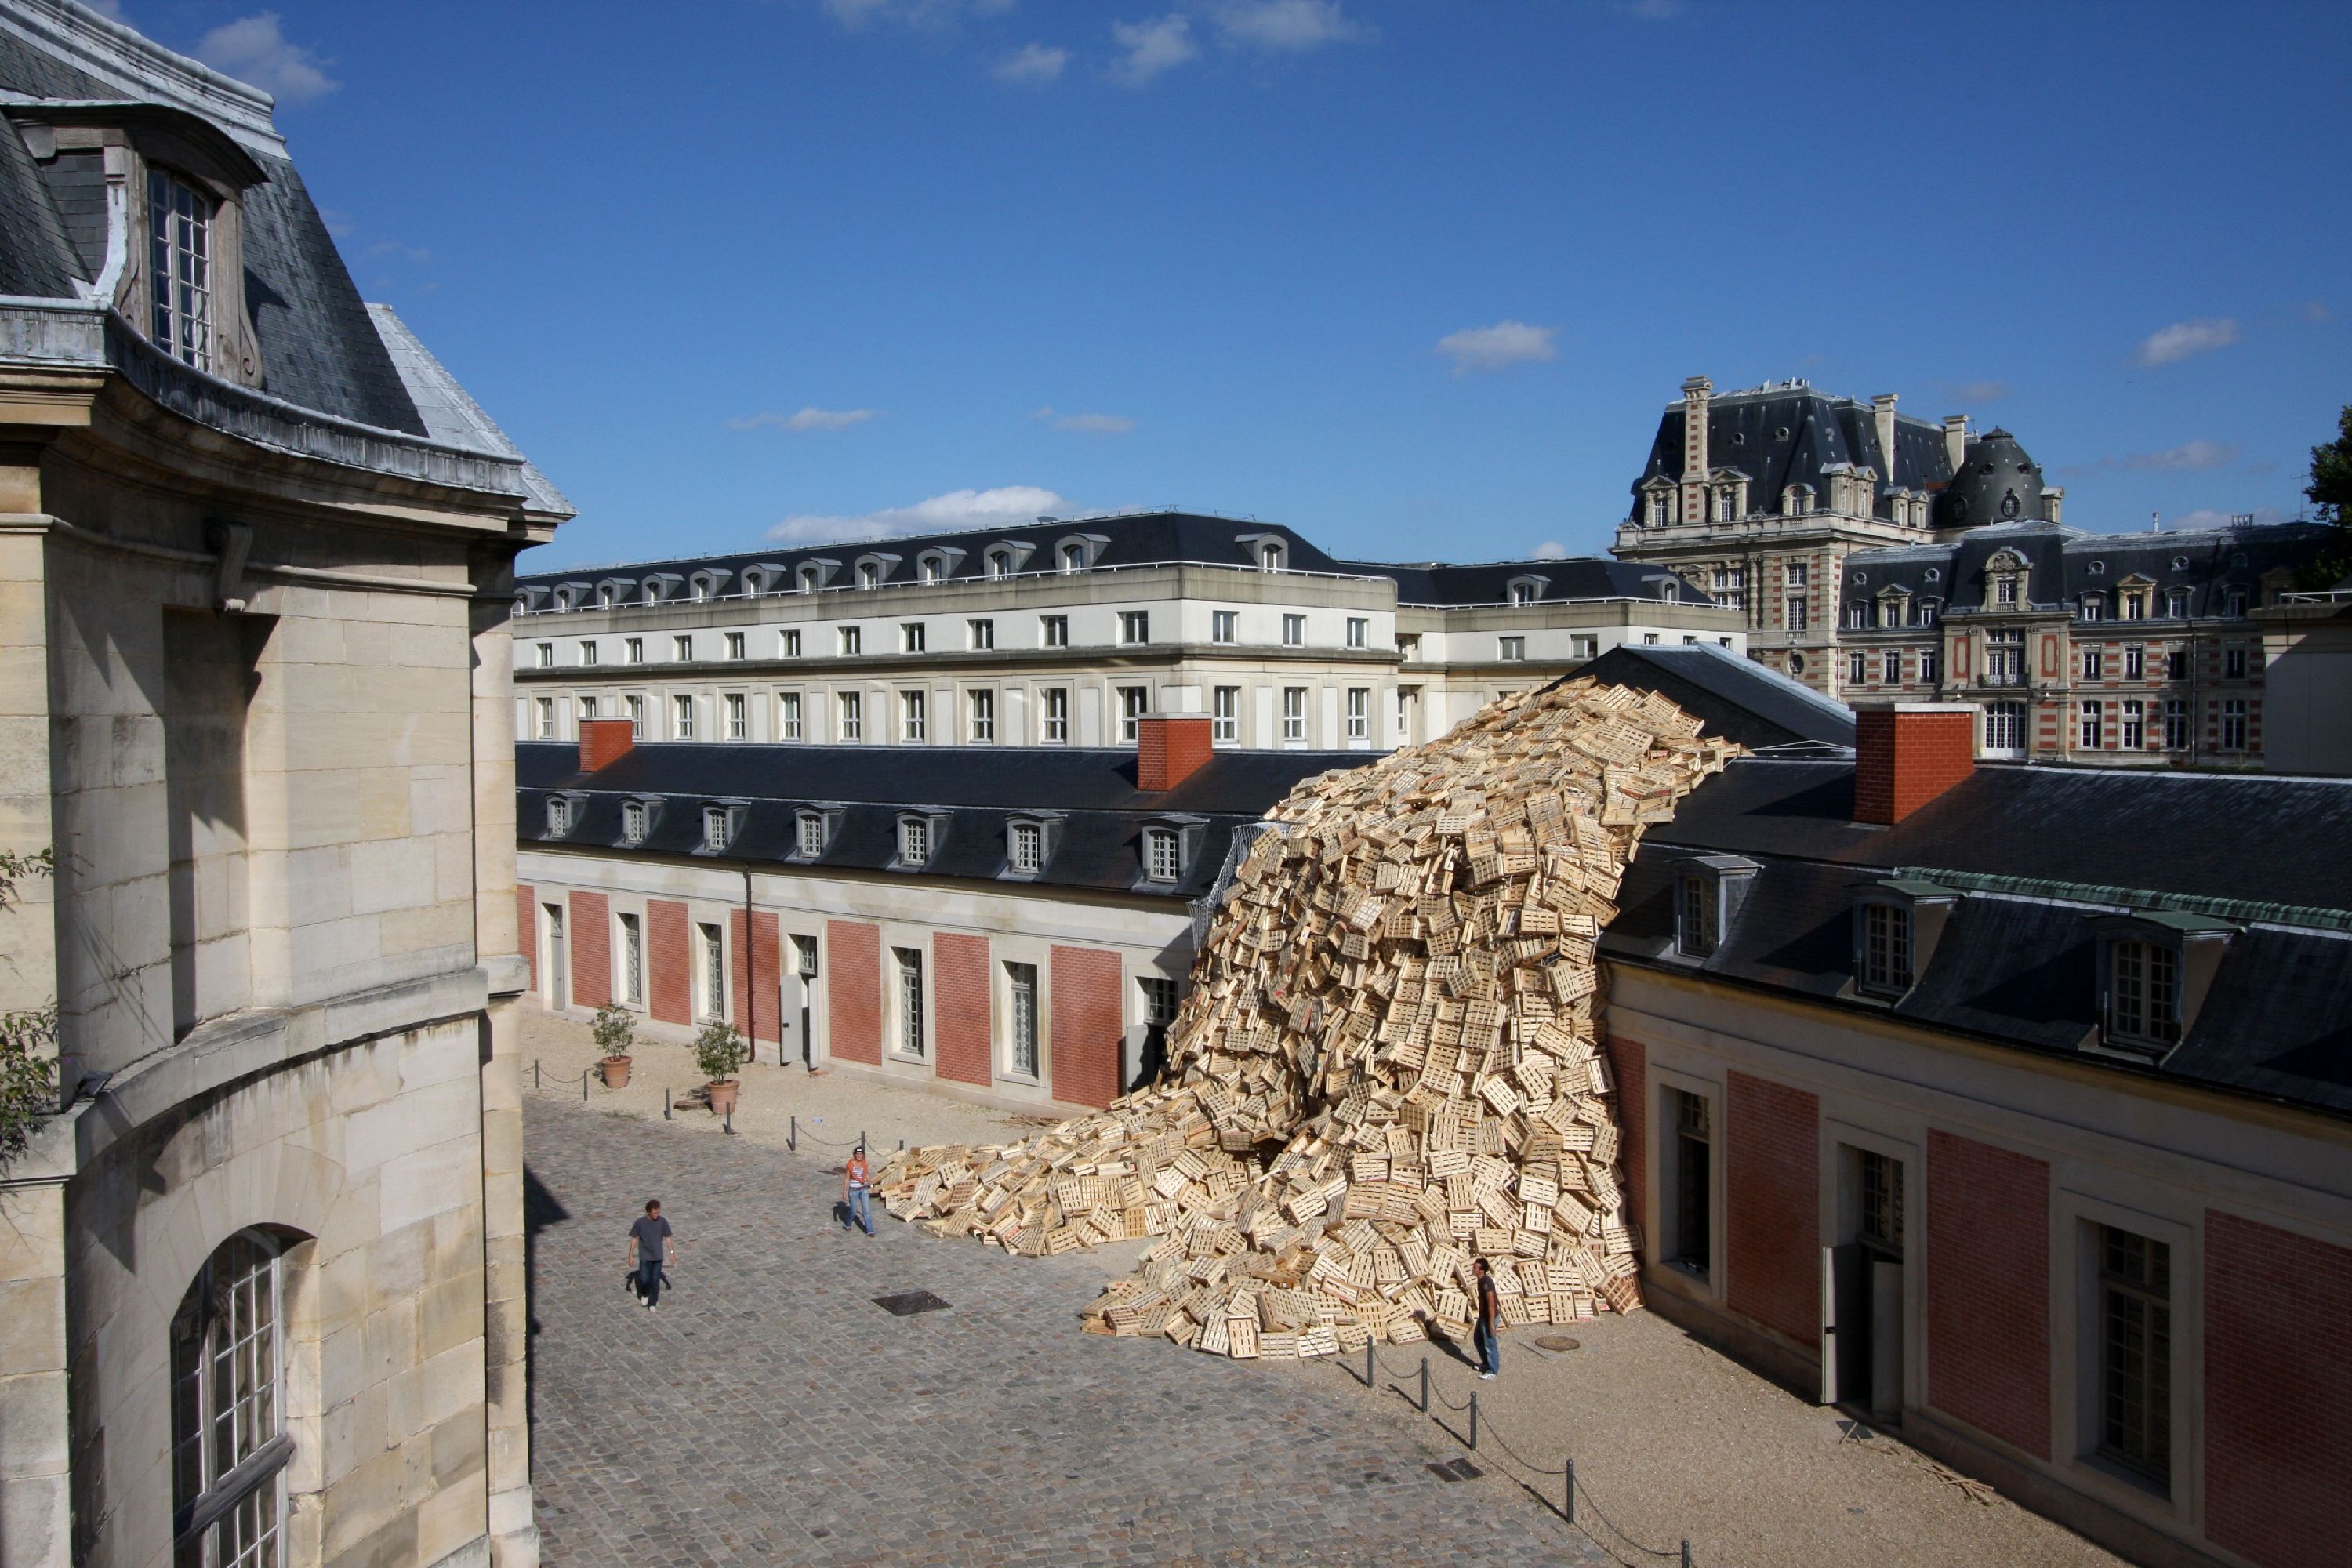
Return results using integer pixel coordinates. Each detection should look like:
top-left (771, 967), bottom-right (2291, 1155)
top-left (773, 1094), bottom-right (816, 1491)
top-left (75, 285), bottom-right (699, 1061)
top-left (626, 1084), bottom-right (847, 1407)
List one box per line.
top-left (517, 509), bottom-right (1713, 610)
top-left (516, 740), bottom-right (1372, 900)
top-left (1842, 520), bottom-right (2330, 621)
top-left (1564, 643), bottom-right (1855, 752)
top-left (1604, 758), bottom-right (2352, 1116)
top-left (1628, 382), bottom-right (1958, 521)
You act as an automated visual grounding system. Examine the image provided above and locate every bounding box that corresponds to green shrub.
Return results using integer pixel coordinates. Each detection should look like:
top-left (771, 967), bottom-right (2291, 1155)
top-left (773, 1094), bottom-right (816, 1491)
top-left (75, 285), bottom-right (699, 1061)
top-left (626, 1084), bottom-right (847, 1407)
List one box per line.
top-left (590, 1000), bottom-right (637, 1058)
top-left (0, 849), bottom-right (56, 1169)
top-left (691, 1018), bottom-right (748, 1083)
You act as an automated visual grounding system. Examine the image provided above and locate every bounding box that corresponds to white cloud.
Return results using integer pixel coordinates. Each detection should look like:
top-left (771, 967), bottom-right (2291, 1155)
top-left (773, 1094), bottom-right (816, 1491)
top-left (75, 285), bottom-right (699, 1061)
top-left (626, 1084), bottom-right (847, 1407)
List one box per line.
top-left (1034, 406), bottom-right (1135, 434)
top-left (193, 13), bottom-right (338, 104)
top-left (2136, 317), bottom-right (2240, 367)
top-left (1952, 379), bottom-right (2010, 403)
top-left (319, 207), bottom-right (357, 238)
top-left (2126, 438), bottom-right (2238, 472)
top-left (1111, 14), bottom-right (1198, 85)
top-left (727, 407), bottom-right (880, 434)
top-left (1211, 0), bottom-right (1367, 51)
top-left (368, 240), bottom-right (431, 263)
top-left (1436, 320), bottom-right (1558, 375)
top-left (768, 485), bottom-right (1073, 543)
top-left (991, 42), bottom-right (1068, 83)
top-left (1530, 541), bottom-right (1568, 560)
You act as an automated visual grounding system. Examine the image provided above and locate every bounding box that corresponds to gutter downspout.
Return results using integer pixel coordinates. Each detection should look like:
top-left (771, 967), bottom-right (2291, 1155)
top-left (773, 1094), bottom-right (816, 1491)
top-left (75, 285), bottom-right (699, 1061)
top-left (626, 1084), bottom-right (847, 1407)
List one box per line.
top-left (742, 860), bottom-right (760, 1063)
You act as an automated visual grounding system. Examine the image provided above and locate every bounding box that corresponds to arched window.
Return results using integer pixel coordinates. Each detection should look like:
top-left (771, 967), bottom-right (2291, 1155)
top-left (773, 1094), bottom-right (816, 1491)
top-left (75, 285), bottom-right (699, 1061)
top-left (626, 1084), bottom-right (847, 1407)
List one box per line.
top-left (1258, 539), bottom-right (1284, 572)
top-left (985, 548), bottom-right (1012, 579)
top-left (858, 562), bottom-right (880, 590)
top-left (1059, 542), bottom-right (1087, 575)
top-left (172, 1230), bottom-right (291, 1566)
top-left (798, 564), bottom-right (821, 593)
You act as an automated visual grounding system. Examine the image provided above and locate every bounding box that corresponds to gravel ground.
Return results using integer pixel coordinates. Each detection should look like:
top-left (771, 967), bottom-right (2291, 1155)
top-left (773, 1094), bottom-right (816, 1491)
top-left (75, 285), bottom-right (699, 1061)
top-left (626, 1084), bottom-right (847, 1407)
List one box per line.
top-left (520, 1004), bottom-right (2123, 1567)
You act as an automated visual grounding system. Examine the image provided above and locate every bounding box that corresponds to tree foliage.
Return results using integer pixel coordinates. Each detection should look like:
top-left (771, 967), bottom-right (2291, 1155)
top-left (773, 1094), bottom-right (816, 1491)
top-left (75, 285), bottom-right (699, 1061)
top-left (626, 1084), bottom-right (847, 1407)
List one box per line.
top-left (0, 848), bottom-right (57, 1168)
top-left (590, 999), bottom-right (637, 1059)
top-left (691, 1018), bottom-right (748, 1085)
top-left (2299, 403), bottom-right (2352, 589)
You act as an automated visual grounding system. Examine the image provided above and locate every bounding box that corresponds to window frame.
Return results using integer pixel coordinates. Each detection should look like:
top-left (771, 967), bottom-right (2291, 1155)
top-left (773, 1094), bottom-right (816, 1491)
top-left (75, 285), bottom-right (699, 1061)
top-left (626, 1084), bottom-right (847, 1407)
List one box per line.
top-left (1498, 635), bottom-right (1526, 662)
top-left (1003, 960), bottom-right (1041, 1080)
top-left (170, 1229), bottom-right (289, 1566)
top-left (1118, 685), bottom-right (1149, 744)
top-left (148, 166), bottom-right (216, 372)
top-left (1282, 613), bottom-right (1305, 648)
top-left (1040, 615), bottom-right (1069, 649)
top-left (891, 946), bottom-right (927, 1058)
top-left (1212, 685), bottom-right (1239, 744)
top-left (967, 688), bottom-right (996, 743)
top-left (1142, 826), bottom-right (1181, 884)
top-left (1210, 610), bottom-right (1237, 645)
top-left (838, 690), bottom-right (863, 742)
top-left (1281, 685), bottom-right (1307, 744)
top-left (1120, 610), bottom-right (1150, 646)
top-left (1041, 687), bottom-right (1069, 743)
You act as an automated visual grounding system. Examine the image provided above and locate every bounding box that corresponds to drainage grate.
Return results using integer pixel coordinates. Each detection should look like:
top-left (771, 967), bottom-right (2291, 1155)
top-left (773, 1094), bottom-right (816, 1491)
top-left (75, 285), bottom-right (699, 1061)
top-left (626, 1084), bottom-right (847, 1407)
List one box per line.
top-left (873, 1290), bottom-right (952, 1317)
top-left (1427, 1458), bottom-right (1483, 1483)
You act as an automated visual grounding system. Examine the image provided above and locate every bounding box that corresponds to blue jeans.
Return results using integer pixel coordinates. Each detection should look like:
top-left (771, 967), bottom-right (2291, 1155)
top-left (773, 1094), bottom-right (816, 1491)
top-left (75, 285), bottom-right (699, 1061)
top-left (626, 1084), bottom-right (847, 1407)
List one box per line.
top-left (637, 1258), bottom-right (664, 1306)
top-left (847, 1187), bottom-right (873, 1234)
top-left (1474, 1320), bottom-right (1499, 1376)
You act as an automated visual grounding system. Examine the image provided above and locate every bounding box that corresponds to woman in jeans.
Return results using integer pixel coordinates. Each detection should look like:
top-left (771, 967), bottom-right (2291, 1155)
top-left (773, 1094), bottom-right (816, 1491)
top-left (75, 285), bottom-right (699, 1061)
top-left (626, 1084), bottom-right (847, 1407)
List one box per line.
top-left (842, 1145), bottom-right (875, 1236)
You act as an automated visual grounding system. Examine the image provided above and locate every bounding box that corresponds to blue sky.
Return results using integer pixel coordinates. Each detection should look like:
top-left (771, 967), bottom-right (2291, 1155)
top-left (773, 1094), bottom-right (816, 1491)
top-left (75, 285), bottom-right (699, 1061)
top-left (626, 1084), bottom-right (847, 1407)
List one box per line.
top-left (120, 0), bottom-right (2350, 569)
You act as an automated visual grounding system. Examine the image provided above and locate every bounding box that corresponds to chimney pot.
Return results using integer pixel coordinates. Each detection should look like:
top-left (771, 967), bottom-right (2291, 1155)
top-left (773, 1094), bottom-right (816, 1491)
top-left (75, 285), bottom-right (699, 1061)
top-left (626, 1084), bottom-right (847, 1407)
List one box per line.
top-left (1941, 414), bottom-right (1969, 475)
top-left (1137, 714), bottom-right (1214, 792)
top-left (579, 716), bottom-right (635, 774)
top-left (1851, 702), bottom-right (1975, 826)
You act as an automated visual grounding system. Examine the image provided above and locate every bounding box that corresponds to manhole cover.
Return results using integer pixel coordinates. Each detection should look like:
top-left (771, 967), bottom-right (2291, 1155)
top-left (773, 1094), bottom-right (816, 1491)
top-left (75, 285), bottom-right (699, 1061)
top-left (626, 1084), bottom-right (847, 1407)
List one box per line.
top-left (873, 1290), bottom-right (952, 1317)
top-left (1535, 1334), bottom-right (1582, 1352)
top-left (1427, 1458), bottom-right (1483, 1483)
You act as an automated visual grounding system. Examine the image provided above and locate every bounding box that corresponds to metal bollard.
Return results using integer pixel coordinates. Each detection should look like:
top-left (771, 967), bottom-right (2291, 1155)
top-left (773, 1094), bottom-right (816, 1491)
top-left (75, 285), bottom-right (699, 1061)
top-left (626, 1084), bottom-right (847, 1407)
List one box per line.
top-left (724, 1103), bottom-right (735, 1137)
top-left (1364, 1340), bottom-right (1374, 1388)
top-left (789, 1114), bottom-right (797, 1151)
top-left (1469, 1389), bottom-right (1479, 1450)
top-left (1565, 1459), bottom-right (1575, 1524)
top-left (664, 1088), bottom-right (671, 1120)
top-left (898, 1138), bottom-right (904, 1152)
top-left (860, 1127), bottom-right (867, 1152)
top-left (582, 1069), bottom-right (589, 1102)
top-left (1420, 1356), bottom-right (1430, 1413)
top-left (534, 1059), bottom-right (540, 1091)
top-left (1681, 1542), bottom-right (1690, 1568)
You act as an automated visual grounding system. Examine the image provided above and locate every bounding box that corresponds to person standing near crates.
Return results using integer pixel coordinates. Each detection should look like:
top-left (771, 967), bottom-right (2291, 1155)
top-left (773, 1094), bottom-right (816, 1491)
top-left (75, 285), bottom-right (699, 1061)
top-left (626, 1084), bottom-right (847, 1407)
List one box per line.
top-left (842, 1145), bottom-right (876, 1236)
top-left (1472, 1257), bottom-right (1501, 1378)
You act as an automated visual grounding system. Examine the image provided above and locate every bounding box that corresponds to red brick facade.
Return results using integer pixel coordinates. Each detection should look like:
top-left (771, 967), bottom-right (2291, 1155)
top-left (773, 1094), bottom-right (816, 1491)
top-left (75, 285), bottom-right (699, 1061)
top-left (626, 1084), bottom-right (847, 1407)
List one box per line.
top-left (1925, 1130), bottom-right (2049, 1459)
top-left (826, 920), bottom-right (882, 1065)
top-left (2204, 1210), bottom-right (2352, 1568)
top-left (1605, 1035), bottom-right (1646, 1236)
top-left (1137, 715), bottom-right (1214, 791)
top-left (1050, 945), bottom-right (1123, 1109)
top-left (569, 891), bottom-right (611, 1008)
top-left (646, 898), bottom-right (691, 1026)
top-left (517, 884), bottom-right (536, 993)
top-left (729, 908), bottom-right (780, 1046)
top-left (1852, 706), bottom-right (1973, 825)
top-left (932, 931), bottom-right (993, 1087)
top-left (1725, 1071), bottom-right (1819, 1346)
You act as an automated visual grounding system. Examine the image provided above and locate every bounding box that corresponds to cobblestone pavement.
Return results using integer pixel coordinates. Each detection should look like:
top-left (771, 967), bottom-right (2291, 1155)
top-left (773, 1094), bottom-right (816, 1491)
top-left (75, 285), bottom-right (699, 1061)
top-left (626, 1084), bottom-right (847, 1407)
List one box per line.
top-left (525, 1097), bottom-right (1607, 1566)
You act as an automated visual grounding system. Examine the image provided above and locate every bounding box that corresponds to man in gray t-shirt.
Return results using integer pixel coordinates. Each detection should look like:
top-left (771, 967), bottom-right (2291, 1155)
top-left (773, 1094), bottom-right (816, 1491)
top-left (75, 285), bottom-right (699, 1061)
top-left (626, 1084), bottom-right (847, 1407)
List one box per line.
top-left (627, 1200), bottom-right (677, 1311)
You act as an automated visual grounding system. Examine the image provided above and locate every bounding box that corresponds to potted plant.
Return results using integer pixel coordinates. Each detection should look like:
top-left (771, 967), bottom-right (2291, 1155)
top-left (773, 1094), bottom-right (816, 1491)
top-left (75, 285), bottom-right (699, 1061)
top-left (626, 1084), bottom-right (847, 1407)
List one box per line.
top-left (592, 1000), bottom-right (635, 1089)
top-left (693, 1018), bottom-right (749, 1116)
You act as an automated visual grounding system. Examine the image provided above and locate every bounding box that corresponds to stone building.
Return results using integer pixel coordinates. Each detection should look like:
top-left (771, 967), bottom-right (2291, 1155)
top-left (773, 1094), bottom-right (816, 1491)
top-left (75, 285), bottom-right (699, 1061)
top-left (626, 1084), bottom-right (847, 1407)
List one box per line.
top-left (515, 717), bottom-right (1351, 1112)
top-left (0, 3), bottom-right (568, 1566)
top-left (1612, 375), bottom-right (2332, 769)
top-left (507, 510), bottom-right (1744, 757)
top-left (1592, 679), bottom-right (2352, 1568)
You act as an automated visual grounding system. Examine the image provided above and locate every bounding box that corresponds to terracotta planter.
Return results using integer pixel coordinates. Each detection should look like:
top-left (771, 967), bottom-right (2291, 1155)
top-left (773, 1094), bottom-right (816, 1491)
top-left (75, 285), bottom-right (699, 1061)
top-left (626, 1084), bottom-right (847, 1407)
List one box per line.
top-left (598, 1055), bottom-right (632, 1089)
top-left (706, 1079), bottom-right (739, 1116)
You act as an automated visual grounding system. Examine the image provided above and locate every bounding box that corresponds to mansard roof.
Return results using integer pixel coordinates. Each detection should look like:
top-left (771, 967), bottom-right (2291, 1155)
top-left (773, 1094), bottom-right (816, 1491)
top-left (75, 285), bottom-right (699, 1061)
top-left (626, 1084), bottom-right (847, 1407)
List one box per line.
top-left (517, 739), bottom-right (1368, 900)
top-left (518, 510), bottom-right (1716, 609)
top-left (0, 1), bottom-right (569, 516)
top-left (1628, 382), bottom-right (1958, 518)
top-left (1604, 757), bottom-right (2352, 1116)
top-left (1838, 521), bottom-right (2330, 615)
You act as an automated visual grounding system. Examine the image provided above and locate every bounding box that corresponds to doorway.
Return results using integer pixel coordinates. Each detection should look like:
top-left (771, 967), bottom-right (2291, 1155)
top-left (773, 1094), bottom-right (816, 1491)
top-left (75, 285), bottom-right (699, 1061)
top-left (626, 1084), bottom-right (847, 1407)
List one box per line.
top-left (1824, 1144), bottom-right (1905, 1421)
top-left (792, 934), bottom-right (818, 1068)
top-left (543, 902), bottom-right (568, 1010)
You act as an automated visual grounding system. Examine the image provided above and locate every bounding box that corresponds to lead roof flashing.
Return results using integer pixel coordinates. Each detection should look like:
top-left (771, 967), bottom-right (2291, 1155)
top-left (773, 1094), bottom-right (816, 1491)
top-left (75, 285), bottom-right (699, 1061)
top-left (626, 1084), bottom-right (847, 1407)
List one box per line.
top-left (1896, 868), bottom-right (2352, 934)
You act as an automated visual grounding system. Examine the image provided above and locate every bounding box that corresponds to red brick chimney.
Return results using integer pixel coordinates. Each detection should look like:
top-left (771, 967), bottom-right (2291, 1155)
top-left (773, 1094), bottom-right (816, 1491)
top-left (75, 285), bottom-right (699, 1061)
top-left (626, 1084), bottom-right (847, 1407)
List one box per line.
top-left (579, 716), bottom-right (635, 773)
top-left (1852, 702), bottom-right (1975, 825)
top-left (1138, 715), bottom-right (1214, 792)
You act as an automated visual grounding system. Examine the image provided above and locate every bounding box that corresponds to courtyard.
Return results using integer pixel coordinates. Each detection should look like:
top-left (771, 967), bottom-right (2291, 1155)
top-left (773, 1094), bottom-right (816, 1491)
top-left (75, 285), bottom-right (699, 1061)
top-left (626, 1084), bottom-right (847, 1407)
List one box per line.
top-left (519, 1011), bottom-right (2122, 1567)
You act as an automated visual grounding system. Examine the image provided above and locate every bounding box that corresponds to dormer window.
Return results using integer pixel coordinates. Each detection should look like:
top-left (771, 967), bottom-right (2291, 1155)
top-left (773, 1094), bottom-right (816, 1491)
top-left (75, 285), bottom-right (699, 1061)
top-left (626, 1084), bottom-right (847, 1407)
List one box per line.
top-left (622, 799), bottom-right (648, 844)
top-left (1259, 540), bottom-right (1283, 571)
top-left (702, 804), bottom-right (737, 851)
top-left (898, 815), bottom-right (931, 866)
top-left (1650, 491), bottom-right (1672, 525)
top-left (985, 547), bottom-right (1014, 579)
top-left (858, 562), bottom-right (880, 590)
top-left (1058, 542), bottom-right (1087, 575)
top-left (1143, 827), bottom-right (1180, 883)
top-left (1996, 576), bottom-right (2018, 605)
top-left (1716, 489), bottom-right (1736, 522)
top-left (2081, 593), bottom-right (2106, 622)
top-left (796, 810), bottom-right (829, 859)
top-left (1673, 855), bottom-right (1759, 960)
top-left (920, 556), bottom-right (943, 584)
top-left (1507, 575), bottom-right (1548, 607)
top-left (149, 168), bottom-right (214, 370)
top-left (546, 797), bottom-right (575, 837)
top-left (2108, 939), bottom-right (2178, 1046)
top-left (1010, 820), bottom-right (1042, 873)
top-left (1849, 879), bottom-right (1958, 1001)
top-left (1861, 903), bottom-right (1911, 993)
top-left (798, 565), bottom-right (822, 593)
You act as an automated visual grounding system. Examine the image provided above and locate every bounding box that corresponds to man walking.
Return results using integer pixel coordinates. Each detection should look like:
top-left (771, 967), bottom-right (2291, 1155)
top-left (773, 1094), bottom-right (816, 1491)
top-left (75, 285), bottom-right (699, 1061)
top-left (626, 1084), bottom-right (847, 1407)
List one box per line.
top-left (842, 1144), bottom-right (875, 1236)
top-left (628, 1199), bottom-right (678, 1311)
top-left (1472, 1256), bottom-right (1501, 1379)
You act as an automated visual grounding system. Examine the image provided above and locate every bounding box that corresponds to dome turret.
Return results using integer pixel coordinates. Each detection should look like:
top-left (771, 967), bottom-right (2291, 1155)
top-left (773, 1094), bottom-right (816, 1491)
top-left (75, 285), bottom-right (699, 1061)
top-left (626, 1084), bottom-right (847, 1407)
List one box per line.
top-left (1934, 428), bottom-right (2046, 530)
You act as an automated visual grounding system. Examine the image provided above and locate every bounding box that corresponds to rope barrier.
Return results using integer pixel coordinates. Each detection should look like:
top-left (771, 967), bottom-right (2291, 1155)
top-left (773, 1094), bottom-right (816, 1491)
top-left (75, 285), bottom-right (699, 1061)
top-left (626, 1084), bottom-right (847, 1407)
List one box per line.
top-left (1324, 1346), bottom-right (1693, 1564)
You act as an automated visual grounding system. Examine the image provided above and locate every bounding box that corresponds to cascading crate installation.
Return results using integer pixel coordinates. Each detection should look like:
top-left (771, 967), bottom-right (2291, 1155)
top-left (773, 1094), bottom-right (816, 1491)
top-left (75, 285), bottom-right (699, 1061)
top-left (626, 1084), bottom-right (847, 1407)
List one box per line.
top-left (875, 680), bottom-right (1737, 1359)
